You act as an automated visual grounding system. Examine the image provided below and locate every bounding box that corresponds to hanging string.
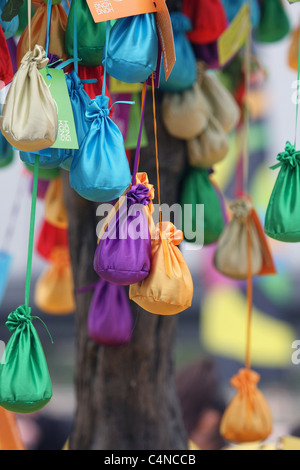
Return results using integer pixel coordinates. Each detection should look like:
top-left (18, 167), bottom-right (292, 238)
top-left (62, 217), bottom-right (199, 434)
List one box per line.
top-left (245, 216), bottom-right (253, 371)
top-left (27, 0), bottom-right (31, 52)
top-left (242, 3), bottom-right (252, 196)
top-left (45, 0), bottom-right (52, 58)
top-left (24, 156), bottom-right (39, 312)
top-left (131, 82), bottom-right (147, 184)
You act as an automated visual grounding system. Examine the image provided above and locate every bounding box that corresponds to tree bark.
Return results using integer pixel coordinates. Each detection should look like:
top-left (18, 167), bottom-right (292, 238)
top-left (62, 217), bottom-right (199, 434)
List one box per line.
top-left (63, 0), bottom-right (188, 450)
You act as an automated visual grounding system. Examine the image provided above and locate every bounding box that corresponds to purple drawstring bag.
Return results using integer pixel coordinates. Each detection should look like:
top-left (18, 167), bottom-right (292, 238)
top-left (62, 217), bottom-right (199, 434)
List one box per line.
top-left (87, 279), bottom-right (133, 347)
top-left (93, 86), bottom-right (152, 286)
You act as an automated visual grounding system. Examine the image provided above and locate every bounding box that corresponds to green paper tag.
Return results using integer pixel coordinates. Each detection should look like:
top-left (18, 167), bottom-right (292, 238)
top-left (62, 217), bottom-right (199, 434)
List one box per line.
top-left (39, 67), bottom-right (79, 150)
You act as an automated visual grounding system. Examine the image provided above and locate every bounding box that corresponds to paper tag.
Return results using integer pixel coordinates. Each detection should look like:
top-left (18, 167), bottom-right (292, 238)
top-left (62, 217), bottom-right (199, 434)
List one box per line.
top-left (40, 68), bottom-right (79, 150)
top-left (217, 4), bottom-right (251, 67)
top-left (109, 77), bottom-right (143, 94)
top-left (154, 0), bottom-right (175, 81)
top-left (86, 0), bottom-right (157, 22)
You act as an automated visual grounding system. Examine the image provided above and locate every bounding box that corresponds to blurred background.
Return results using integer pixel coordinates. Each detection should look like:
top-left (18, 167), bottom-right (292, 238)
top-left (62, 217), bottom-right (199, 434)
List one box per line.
top-left (2, 0), bottom-right (300, 451)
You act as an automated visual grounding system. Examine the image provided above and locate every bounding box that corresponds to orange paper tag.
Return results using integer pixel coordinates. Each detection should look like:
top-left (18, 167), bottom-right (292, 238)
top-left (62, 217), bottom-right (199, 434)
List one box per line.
top-left (86, 0), bottom-right (157, 22)
top-left (154, 0), bottom-right (176, 81)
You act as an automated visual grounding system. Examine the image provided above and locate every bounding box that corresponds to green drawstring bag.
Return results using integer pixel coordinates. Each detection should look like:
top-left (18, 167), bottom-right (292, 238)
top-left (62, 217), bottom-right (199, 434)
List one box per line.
top-left (180, 167), bottom-right (225, 246)
top-left (124, 93), bottom-right (148, 150)
top-left (65, 0), bottom-right (108, 67)
top-left (255, 0), bottom-right (290, 43)
top-left (0, 305), bottom-right (53, 413)
top-left (265, 141), bottom-right (300, 242)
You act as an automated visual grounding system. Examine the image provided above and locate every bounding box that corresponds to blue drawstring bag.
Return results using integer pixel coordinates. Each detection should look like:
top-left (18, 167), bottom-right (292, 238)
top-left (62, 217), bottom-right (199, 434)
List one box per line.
top-left (69, 94), bottom-right (131, 202)
top-left (0, 251), bottom-right (12, 306)
top-left (159, 13), bottom-right (197, 93)
top-left (0, 132), bottom-right (14, 168)
top-left (221, 0), bottom-right (260, 28)
top-left (0, 0), bottom-right (19, 39)
top-left (19, 148), bottom-right (65, 169)
top-left (102, 13), bottom-right (158, 84)
top-left (60, 70), bottom-right (91, 171)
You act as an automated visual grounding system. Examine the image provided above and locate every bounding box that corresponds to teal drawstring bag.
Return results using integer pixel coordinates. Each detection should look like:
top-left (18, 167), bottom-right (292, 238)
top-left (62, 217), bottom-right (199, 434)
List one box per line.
top-left (0, 155), bottom-right (53, 413)
top-left (0, 0), bottom-right (19, 38)
top-left (102, 13), bottom-right (158, 84)
top-left (180, 167), bottom-right (225, 246)
top-left (221, 0), bottom-right (260, 28)
top-left (159, 12), bottom-right (197, 93)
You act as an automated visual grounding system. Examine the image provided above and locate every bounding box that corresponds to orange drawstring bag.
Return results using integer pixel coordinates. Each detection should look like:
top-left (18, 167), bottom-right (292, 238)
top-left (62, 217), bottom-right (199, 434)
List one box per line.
top-left (34, 246), bottom-right (75, 315)
top-left (129, 222), bottom-right (193, 315)
top-left (220, 369), bottom-right (273, 444)
top-left (288, 27), bottom-right (299, 72)
top-left (44, 177), bottom-right (68, 229)
top-left (16, 1), bottom-right (68, 68)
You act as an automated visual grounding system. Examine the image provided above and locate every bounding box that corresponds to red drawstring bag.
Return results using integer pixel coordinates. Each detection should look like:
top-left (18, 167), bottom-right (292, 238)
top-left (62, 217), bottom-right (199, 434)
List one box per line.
top-left (182, 0), bottom-right (227, 44)
top-left (0, 25), bottom-right (13, 85)
top-left (36, 219), bottom-right (69, 261)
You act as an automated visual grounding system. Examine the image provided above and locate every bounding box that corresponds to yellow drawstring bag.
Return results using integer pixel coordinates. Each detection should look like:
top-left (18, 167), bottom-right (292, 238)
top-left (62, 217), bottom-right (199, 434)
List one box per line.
top-left (162, 82), bottom-right (211, 140)
top-left (187, 115), bottom-right (229, 168)
top-left (220, 369), bottom-right (272, 444)
top-left (129, 222), bottom-right (193, 315)
top-left (44, 177), bottom-right (68, 229)
top-left (34, 246), bottom-right (75, 315)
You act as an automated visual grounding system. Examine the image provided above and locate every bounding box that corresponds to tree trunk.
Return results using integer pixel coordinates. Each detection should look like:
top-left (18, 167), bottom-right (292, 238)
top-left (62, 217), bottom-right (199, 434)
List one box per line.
top-left (63, 0), bottom-right (188, 450)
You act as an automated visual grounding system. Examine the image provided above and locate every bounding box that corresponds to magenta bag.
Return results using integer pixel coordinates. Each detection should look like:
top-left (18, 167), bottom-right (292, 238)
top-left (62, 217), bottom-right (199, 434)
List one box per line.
top-left (87, 279), bottom-right (133, 347)
top-left (93, 87), bottom-right (152, 286)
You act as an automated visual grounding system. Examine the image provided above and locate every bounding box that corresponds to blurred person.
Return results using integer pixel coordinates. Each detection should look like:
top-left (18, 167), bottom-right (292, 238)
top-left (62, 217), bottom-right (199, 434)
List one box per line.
top-left (175, 358), bottom-right (226, 450)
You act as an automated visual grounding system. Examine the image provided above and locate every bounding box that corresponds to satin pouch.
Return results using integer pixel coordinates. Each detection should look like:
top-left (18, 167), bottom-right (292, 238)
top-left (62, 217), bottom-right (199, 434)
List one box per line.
top-left (0, 0), bottom-right (19, 38)
top-left (0, 24), bottom-right (13, 85)
top-left (0, 250), bottom-right (12, 306)
top-left (16, 2), bottom-right (68, 67)
top-left (1, 45), bottom-right (58, 152)
top-left (94, 184), bottom-right (152, 286)
top-left (214, 198), bottom-right (263, 279)
top-left (255, 0), bottom-right (290, 43)
top-left (102, 13), bottom-right (158, 84)
top-left (69, 94), bottom-right (131, 202)
top-left (162, 83), bottom-right (211, 140)
top-left (0, 132), bottom-right (14, 168)
top-left (0, 304), bottom-right (53, 413)
top-left (187, 116), bottom-right (229, 168)
top-left (20, 148), bottom-right (65, 169)
top-left (88, 279), bottom-right (133, 347)
top-left (65, 0), bottom-right (107, 67)
top-left (200, 71), bottom-right (240, 134)
top-left (182, 0), bottom-right (227, 45)
top-left (159, 13), bottom-right (197, 93)
top-left (265, 142), bottom-right (300, 242)
top-left (44, 177), bottom-right (68, 229)
top-left (34, 247), bottom-right (75, 315)
top-left (129, 222), bottom-right (193, 316)
top-left (220, 369), bottom-right (272, 443)
top-left (288, 27), bottom-right (299, 72)
top-left (36, 219), bottom-right (69, 260)
top-left (180, 167), bottom-right (225, 245)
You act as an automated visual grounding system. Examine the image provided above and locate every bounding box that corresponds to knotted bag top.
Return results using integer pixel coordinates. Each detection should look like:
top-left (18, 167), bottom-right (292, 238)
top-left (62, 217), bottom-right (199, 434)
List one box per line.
top-left (20, 44), bottom-right (49, 70)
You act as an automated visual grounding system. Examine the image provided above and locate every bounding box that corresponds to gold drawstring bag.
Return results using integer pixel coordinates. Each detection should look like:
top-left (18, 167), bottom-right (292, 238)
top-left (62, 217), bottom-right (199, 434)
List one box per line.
top-left (200, 71), bottom-right (240, 134)
top-left (0, 44), bottom-right (58, 152)
top-left (213, 198), bottom-right (263, 280)
top-left (34, 246), bottom-right (75, 315)
top-left (44, 177), bottom-right (68, 229)
top-left (162, 82), bottom-right (211, 140)
top-left (187, 115), bottom-right (229, 168)
top-left (220, 369), bottom-right (273, 444)
top-left (129, 222), bottom-right (193, 315)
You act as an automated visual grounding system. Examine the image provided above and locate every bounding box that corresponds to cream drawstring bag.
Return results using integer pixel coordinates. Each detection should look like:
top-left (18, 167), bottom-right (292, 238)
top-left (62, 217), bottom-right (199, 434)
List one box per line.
top-left (213, 198), bottom-right (263, 280)
top-left (187, 115), bottom-right (229, 168)
top-left (162, 82), bottom-right (211, 140)
top-left (0, 44), bottom-right (58, 151)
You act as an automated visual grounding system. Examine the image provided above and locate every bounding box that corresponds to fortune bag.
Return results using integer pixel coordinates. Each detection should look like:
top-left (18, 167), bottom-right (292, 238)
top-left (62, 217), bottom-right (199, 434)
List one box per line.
top-left (162, 83), bottom-right (211, 140)
top-left (288, 28), bottom-right (299, 72)
top-left (264, 141), bottom-right (300, 242)
top-left (129, 222), bottom-right (193, 315)
top-left (87, 279), bottom-right (133, 347)
top-left (213, 198), bottom-right (263, 279)
top-left (159, 13), bottom-right (197, 93)
top-left (0, 0), bottom-right (19, 38)
top-left (0, 24), bottom-right (13, 85)
top-left (220, 369), bottom-right (273, 443)
top-left (221, 0), bottom-right (261, 28)
top-left (187, 116), bottom-right (229, 169)
top-left (44, 177), bottom-right (68, 229)
top-left (182, 0), bottom-right (227, 45)
top-left (1, 44), bottom-right (58, 151)
top-left (16, 0), bottom-right (68, 67)
top-left (180, 167), bottom-right (225, 245)
top-left (0, 305), bottom-right (53, 413)
top-left (102, 14), bottom-right (158, 84)
top-left (255, 0), bottom-right (290, 43)
top-left (30, 177), bottom-right (50, 199)
top-left (36, 219), bottom-right (69, 261)
top-left (200, 70), bottom-right (241, 134)
top-left (34, 246), bottom-right (75, 315)
top-left (69, 93), bottom-right (131, 202)
top-left (65, 0), bottom-right (107, 67)
top-left (24, 163), bottom-right (61, 181)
